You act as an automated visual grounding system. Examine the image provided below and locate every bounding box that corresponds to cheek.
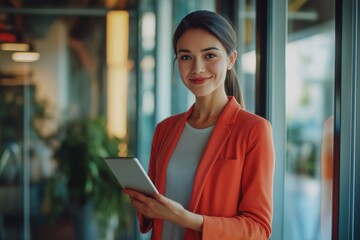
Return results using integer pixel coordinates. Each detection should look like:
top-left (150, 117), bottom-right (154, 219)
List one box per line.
top-left (208, 62), bottom-right (227, 78)
top-left (177, 62), bottom-right (190, 78)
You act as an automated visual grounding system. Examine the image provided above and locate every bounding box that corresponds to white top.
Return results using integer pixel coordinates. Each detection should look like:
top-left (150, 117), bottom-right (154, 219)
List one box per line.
top-left (161, 122), bottom-right (214, 240)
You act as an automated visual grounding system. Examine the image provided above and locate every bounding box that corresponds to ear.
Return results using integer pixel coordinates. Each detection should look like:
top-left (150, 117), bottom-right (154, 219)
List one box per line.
top-left (227, 50), bottom-right (237, 70)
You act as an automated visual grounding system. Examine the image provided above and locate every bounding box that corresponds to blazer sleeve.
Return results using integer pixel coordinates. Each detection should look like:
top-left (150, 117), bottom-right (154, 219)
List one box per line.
top-left (202, 119), bottom-right (275, 240)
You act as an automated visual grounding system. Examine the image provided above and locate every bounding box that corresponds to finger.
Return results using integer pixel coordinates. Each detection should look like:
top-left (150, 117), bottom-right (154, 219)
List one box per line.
top-left (130, 197), bottom-right (159, 218)
top-left (128, 197), bottom-right (149, 213)
top-left (122, 188), bottom-right (139, 195)
top-left (130, 198), bottom-right (146, 210)
top-left (123, 189), bottom-right (149, 201)
top-left (128, 194), bottom-right (158, 211)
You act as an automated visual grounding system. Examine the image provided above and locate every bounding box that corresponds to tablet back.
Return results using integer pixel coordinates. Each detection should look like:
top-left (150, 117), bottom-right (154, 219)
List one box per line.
top-left (104, 157), bottom-right (158, 196)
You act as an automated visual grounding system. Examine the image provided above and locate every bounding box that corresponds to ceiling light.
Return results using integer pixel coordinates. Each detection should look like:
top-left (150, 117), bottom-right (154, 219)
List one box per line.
top-left (11, 52), bottom-right (40, 62)
top-left (1, 43), bottom-right (30, 51)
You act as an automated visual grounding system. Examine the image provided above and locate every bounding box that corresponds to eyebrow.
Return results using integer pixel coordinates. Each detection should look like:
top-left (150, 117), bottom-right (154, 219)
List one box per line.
top-left (177, 47), bottom-right (220, 54)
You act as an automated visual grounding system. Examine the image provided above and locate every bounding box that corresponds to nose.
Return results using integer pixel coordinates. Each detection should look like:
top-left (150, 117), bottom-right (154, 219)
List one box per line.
top-left (191, 58), bottom-right (205, 74)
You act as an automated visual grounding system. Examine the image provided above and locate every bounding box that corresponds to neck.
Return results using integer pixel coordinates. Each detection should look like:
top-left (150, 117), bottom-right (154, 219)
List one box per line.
top-left (188, 91), bottom-right (229, 128)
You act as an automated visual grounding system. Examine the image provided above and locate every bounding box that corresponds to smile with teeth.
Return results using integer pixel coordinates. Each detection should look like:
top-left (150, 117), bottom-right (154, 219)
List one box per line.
top-left (189, 76), bottom-right (212, 84)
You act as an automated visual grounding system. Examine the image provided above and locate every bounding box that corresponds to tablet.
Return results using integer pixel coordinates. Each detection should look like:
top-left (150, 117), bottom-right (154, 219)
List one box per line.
top-left (104, 157), bottom-right (159, 196)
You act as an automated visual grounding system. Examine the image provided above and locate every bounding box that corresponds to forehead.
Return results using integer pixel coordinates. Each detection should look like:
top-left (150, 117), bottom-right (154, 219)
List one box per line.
top-left (176, 28), bottom-right (226, 52)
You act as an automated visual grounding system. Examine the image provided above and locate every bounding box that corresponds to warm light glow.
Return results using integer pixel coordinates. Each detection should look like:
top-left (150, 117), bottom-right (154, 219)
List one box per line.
top-left (107, 11), bottom-right (129, 67)
top-left (12, 52), bottom-right (40, 62)
top-left (118, 142), bottom-right (128, 157)
top-left (241, 51), bottom-right (256, 74)
top-left (141, 12), bottom-right (156, 50)
top-left (106, 11), bottom-right (129, 138)
top-left (107, 68), bottom-right (128, 138)
top-left (1, 43), bottom-right (30, 51)
top-left (105, 0), bottom-right (118, 8)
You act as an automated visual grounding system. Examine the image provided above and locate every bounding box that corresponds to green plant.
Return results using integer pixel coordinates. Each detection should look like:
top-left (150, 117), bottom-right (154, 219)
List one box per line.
top-left (46, 117), bottom-right (131, 230)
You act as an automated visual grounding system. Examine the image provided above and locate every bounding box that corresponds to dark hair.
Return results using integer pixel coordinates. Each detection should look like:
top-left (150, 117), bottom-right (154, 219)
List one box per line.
top-left (172, 10), bottom-right (245, 108)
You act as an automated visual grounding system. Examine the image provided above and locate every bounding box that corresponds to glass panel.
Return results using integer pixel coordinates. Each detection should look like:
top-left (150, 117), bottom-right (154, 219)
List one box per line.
top-left (137, 2), bottom-right (156, 169)
top-left (0, 62), bottom-right (27, 239)
top-left (0, 9), bottom-right (136, 239)
top-left (284, 0), bottom-right (335, 239)
top-left (237, 0), bottom-right (256, 112)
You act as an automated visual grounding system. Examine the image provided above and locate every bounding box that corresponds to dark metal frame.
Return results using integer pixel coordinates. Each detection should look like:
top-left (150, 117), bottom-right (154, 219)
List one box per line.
top-left (255, 0), bottom-right (269, 119)
top-left (266, 1), bottom-right (287, 239)
top-left (333, 0), bottom-right (342, 238)
top-left (335, 0), bottom-right (360, 239)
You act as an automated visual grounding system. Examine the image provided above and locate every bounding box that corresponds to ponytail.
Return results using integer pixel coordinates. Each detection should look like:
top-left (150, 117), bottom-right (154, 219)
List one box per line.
top-left (225, 68), bottom-right (245, 109)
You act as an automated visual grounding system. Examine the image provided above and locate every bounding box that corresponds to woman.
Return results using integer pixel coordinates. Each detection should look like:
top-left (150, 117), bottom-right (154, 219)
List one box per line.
top-left (123, 10), bottom-right (275, 240)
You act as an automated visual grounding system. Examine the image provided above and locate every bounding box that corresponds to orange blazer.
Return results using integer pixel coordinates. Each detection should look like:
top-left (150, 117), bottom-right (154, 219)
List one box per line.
top-left (138, 97), bottom-right (275, 240)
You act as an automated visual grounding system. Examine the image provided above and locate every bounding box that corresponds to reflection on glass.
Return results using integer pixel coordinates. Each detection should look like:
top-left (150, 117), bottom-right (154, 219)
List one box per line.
top-left (321, 116), bottom-right (333, 240)
top-left (284, 11), bottom-right (335, 240)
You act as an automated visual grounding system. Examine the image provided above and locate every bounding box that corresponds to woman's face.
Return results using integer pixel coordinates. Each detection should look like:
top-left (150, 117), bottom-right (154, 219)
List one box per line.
top-left (176, 28), bottom-right (236, 98)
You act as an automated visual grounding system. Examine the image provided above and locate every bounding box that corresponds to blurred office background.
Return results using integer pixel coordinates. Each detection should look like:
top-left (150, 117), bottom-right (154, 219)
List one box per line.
top-left (0, 0), bottom-right (358, 239)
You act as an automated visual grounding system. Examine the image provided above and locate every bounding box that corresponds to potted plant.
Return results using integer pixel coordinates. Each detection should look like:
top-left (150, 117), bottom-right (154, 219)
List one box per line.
top-left (46, 117), bottom-right (133, 239)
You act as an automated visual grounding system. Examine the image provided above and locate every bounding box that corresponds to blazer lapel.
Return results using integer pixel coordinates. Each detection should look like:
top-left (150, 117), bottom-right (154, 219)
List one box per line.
top-left (189, 97), bottom-right (240, 211)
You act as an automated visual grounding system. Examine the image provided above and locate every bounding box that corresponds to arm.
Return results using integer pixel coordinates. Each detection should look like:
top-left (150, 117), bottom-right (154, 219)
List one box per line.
top-left (202, 119), bottom-right (275, 239)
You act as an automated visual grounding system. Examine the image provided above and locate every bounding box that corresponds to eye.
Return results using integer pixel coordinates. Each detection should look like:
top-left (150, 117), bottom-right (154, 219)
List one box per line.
top-left (179, 55), bottom-right (192, 60)
top-left (206, 53), bottom-right (216, 59)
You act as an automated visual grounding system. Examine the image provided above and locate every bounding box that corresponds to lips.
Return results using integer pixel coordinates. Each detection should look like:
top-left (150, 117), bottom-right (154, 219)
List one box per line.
top-left (189, 77), bottom-right (211, 84)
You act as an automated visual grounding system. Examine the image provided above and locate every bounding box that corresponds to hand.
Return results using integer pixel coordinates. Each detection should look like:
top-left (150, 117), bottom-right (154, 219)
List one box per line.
top-left (122, 188), bottom-right (203, 231)
top-left (122, 188), bottom-right (185, 222)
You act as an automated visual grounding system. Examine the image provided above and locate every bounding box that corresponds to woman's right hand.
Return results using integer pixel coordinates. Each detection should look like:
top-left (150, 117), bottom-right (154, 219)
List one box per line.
top-left (122, 188), bottom-right (183, 220)
top-left (122, 188), bottom-right (203, 231)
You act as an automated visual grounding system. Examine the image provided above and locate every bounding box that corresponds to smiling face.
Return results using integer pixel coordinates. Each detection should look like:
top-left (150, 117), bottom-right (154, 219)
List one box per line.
top-left (176, 28), bottom-right (237, 99)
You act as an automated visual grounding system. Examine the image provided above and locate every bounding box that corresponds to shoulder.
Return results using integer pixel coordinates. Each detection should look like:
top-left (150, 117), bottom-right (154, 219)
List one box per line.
top-left (155, 112), bottom-right (186, 131)
top-left (234, 108), bottom-right (272, 129)
top-left (229, 110), bottom-right (274, 154)
top-left (158, 112), bottom-right (186, 125)
top-left (150, 112), bottom-right (187, 145)
top-left (221, 97), bottom-right (271, 130)
top-left (226, 109), bottom-right (273, 143)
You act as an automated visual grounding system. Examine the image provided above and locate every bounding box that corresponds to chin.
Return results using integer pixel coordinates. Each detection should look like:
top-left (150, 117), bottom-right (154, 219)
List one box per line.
top-left (193, 92), bottom-right (211, 98)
